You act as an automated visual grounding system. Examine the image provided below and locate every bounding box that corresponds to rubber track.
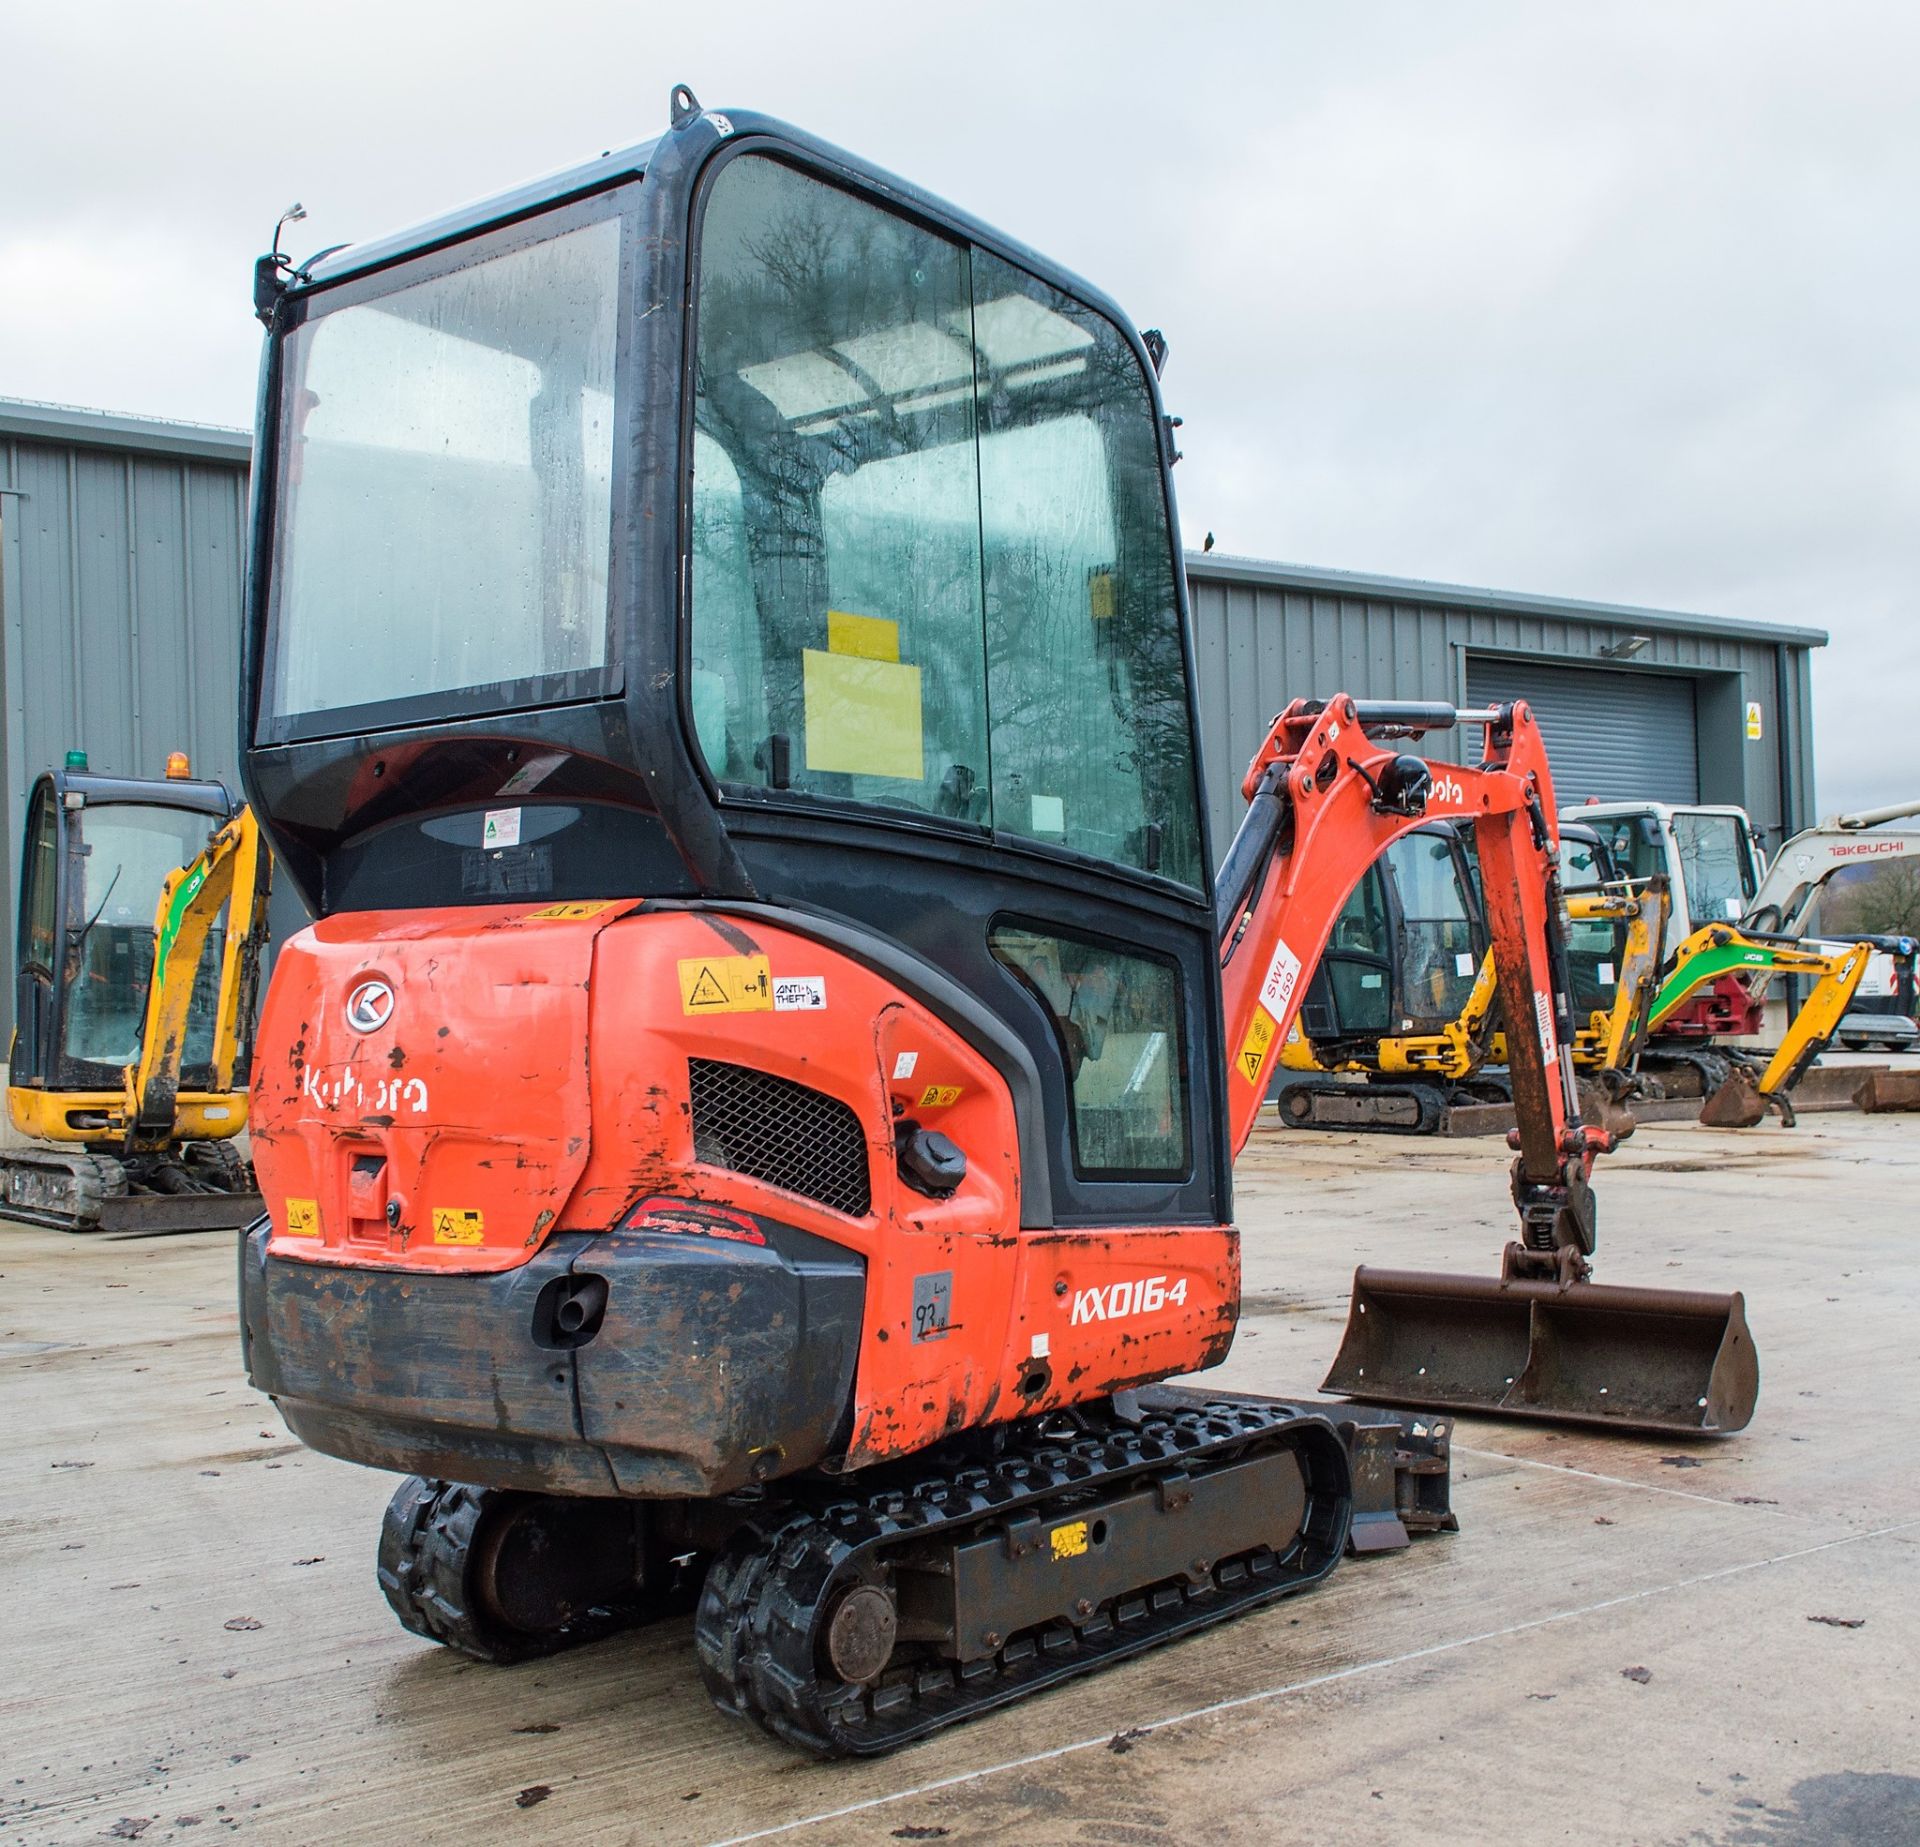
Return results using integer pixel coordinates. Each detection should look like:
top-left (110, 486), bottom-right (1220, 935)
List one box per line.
top-left (695, 1397), bottom-right (1351, 1756)
top-left (1278, 1078), bottom-right (1449, 1135)
top-left (376, 1477), bottom-right (640, 1664)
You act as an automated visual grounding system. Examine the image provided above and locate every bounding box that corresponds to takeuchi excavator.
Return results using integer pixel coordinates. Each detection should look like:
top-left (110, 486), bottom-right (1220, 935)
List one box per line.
top-left (235, 94), bottom-right (1758, 1755)
top-left (6, 752), bottom-right (272, 1231)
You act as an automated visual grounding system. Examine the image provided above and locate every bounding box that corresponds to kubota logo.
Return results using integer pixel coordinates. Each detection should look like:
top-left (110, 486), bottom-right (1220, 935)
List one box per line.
top-left (1429, 773), bottom-right (1464, 807)
top-left (344, 979), bottom-right (395, 1034)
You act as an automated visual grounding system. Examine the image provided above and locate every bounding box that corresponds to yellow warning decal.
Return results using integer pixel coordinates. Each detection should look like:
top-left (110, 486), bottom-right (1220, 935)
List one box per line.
top-left (1237, 1006), bottom-right (1278, 1085)
top-left (1050, 1520), bottom-right (1089, 1561)
top-left (919, 1083), bottom-right (964, 1109)
top-left (525, 900), bottom-right (622, 922)
top-left (284, 1197), bottom-right (320, 1237)
top-left (432, 1208), bottom-right (486, 1246)
top-left (677, 954), bottom-right (773, 1014)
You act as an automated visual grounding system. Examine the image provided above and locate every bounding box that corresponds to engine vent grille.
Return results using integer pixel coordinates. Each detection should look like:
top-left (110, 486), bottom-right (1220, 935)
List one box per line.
top-left (687, 1059), bottom-right (872, 1219)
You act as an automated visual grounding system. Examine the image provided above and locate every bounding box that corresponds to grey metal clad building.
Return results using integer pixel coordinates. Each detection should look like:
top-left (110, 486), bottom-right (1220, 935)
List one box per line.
top-left (1185, 554), bottom-right (1825, 861)
top-left (0, 397), bottom-right (252, 1020)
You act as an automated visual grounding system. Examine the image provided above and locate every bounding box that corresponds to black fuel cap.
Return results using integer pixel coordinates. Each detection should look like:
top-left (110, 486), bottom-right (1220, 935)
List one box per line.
top-left (895, 1121), bottom-right (966, 1197)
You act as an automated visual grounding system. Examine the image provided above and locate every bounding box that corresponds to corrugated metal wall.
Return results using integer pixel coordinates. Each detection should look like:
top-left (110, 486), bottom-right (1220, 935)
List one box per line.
top-left (0, 405), bottom-right (251, 1024)
top-left (1186, 556), bottom-right (1822, 870)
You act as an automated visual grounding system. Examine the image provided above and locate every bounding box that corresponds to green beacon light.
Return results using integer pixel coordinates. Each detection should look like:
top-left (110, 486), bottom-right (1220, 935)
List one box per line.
top-left (64, 749), bottom-right (88, 772)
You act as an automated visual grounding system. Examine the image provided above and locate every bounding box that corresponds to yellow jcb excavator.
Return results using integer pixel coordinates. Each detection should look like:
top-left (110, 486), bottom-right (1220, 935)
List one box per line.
top-left (5, 752), bottom-right (273, 1231)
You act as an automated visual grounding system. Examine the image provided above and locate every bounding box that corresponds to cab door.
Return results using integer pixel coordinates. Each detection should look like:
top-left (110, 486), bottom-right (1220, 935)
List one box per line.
top-left (684, 149), bottom-right (1222, 1231)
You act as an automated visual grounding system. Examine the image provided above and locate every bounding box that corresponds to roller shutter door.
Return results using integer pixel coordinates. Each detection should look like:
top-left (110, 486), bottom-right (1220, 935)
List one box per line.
top-left (1466, 657), bottom-right (1699, 806)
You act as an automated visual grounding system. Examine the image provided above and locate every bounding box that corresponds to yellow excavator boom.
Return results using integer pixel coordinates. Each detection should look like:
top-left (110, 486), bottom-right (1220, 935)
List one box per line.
top-left (121, 807), bottom-right (272, 1151)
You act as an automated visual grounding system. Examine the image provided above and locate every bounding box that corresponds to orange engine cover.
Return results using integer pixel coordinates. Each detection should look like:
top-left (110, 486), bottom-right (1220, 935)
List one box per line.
top-left (250, 900), bottom-right (1238, 1471)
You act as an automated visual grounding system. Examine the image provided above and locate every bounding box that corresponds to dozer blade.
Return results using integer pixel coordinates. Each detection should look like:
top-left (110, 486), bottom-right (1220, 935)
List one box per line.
top-left (1322, 1267), bottom-right (1758, 1436)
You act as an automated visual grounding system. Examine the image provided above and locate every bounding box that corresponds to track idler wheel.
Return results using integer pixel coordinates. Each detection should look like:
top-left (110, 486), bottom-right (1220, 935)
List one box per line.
top-left (377, 1476), bottom-right (649, 1663)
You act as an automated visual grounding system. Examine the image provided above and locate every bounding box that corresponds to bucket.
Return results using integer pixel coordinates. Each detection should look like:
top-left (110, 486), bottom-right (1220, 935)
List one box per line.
top-left (1322, 1266), bottom-right (1758, 1435)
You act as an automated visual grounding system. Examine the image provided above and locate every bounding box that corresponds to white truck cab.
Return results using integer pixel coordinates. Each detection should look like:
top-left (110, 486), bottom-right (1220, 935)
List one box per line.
top-left (1565, 799), bottom-right (1918, 1053)
top-left (1568, 802), bottom-right (1765, 944)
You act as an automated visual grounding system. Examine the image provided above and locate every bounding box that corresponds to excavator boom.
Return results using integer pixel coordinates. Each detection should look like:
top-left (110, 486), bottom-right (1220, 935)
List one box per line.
top-left (1222, 702), bottom-right (1763, 1434)
top-left (1651, 927), bottom-right (1873, 1127)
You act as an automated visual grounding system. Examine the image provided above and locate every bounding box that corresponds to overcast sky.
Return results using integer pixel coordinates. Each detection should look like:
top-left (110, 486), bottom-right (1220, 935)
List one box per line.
top-left (6, 2), bottom-right (1915, 815)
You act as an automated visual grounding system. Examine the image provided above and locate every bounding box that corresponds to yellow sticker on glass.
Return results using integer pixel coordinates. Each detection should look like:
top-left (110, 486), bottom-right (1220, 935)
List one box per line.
top-left (1050, 1520), bottom-right (1089, 1561)
top-left (525, 901), bottom-right (622, 922)
top-left (678, 954), bottom-right (773, 1014)
top-left (432, 1208), bottom-right (486, 1246)
top-left (827, 609), bottom-right (901, 662)
top-left (919, 1084), bottom-right (963, 1108)
top-left (284, 1197), bottom-right (320, 1237)
top-left (1237, 1006), bottom-right (1278, 1086)
top-left (802, 650), bottom-right (924, 781)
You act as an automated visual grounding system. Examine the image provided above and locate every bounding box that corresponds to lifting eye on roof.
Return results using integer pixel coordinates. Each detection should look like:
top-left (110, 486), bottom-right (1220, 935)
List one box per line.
top-left (671, 83), bottom-right (703, 130)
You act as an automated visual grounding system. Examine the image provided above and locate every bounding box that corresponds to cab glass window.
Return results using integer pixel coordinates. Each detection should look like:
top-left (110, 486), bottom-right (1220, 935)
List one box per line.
top-left (691, 158), bottom-right (986, 814)
top-left (689, 154), bottom-right (1201, 885)
top-left (989, 921), bottom-right (1187, 1177)
top-left (972, 252), bottom-right (1200, 883)
top-left (1384, 832), bottom-right (1479, 1027)
top-left (1315, 865), bottom-right (1393, 1036)
top-left (272, 211), bottom-right (622, 723)
top-left (62, 805), bottom-right (223, 1072)
top-left (1671, 813), bottom-right (1757, 923)
top-left (20, 787), bottom-right (57, 971)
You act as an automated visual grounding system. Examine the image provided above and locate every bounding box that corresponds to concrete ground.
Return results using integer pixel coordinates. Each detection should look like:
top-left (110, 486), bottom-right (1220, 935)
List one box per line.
top-left (3, 1109), bottom-right (1916, 1846)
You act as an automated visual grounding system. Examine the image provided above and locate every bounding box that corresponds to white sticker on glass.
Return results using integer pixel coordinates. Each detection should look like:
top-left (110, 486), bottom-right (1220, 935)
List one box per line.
top-left (482, 807), bottom-right (522, 849)
top-left (1030, 793), bottom-right (1066, 834)
top-left (1455, 952), bottom-right (1476, 978)
top-left (1598, 961), bottom-right (1616, 986)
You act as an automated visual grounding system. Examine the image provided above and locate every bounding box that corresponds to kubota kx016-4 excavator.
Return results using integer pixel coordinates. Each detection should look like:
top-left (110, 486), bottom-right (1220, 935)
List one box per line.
top-left (7, 754), bottom-right (272, 1231)
top-left (236, 95), bottom-right (1756, 1755)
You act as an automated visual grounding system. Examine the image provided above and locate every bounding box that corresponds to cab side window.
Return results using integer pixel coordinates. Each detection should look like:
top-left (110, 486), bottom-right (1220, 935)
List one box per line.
top-left (19, 787), bottom-right (58, 972)
top-left (989, 921), bottom-right (1188, 1178)
top-left (689, 154), bottom-right (1202, 886)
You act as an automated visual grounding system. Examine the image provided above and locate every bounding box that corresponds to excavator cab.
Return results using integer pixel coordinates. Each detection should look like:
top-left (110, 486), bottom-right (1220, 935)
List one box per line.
top-left (11, 759), bottom-right (236, 1105)
top-left (7, 757), bottom-right (269, 1230)
top-left (1295, 829), bottom-right (1486, 1049)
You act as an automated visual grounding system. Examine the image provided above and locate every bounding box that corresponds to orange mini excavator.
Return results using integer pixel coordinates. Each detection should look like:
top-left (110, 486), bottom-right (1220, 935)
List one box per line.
top-left (237, 92), bottom-right (1756, 1754)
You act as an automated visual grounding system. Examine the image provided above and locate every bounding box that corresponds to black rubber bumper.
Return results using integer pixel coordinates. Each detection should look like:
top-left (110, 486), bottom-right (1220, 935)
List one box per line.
top-left (239, 1215), bottom-right (865, 1498)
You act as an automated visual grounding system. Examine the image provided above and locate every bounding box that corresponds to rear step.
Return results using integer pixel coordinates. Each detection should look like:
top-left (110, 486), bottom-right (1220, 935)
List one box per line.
top-left (1321, 1267), bottom-right (1758, 1436)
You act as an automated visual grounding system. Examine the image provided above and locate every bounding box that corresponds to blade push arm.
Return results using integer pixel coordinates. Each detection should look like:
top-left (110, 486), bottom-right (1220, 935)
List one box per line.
top-left (1217, 696), bottom-right (1609, 1277)
top-left (122, 807), bottom-right (273, 1152)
